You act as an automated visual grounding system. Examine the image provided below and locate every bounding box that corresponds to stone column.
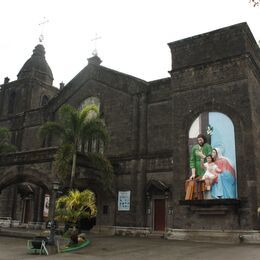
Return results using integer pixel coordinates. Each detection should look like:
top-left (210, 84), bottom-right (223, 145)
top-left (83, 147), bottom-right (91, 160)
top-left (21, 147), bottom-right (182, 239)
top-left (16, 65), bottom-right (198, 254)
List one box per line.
top-left (146, 193), bottom-right (152, 228)
top-left (11, 185), bottom-right (18, 220)
top-left (36, 188), bottom-right (45, 222)
top-left (0, 86), bottom-right (6, 116)
top-left (135, 159), bottom-right (147, 226)
top-left (130, 159), bottom-right (138, 225)
top-left (25, 82), bottom-right (33, 111)
top-left (139, 93), bottom-right (147, 155)
top-left (135, 92), bottom-right (148, 226)
top-left (131, 94), bottom-right (139, 154)
top-left (29, 194), bottom-right (35, 222)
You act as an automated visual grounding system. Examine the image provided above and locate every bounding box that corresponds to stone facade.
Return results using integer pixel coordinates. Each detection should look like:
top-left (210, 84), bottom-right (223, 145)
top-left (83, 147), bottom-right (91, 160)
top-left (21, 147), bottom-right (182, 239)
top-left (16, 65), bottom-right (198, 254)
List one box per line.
top-left (0, 23), bottom-right (260, 236)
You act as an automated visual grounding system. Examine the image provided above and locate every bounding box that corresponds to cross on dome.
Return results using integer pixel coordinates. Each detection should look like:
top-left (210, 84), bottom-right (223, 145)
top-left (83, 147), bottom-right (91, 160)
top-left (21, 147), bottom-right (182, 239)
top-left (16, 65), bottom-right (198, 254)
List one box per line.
top-left (38, 17), bottom-right (49, 43)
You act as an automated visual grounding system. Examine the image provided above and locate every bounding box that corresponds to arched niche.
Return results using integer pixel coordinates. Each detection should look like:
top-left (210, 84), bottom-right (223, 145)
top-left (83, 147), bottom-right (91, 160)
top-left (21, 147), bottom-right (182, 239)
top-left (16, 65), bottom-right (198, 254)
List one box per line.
top-left (79, 96), bottom-right (100, 112)
top-left (188, 112), bottom-right (237, 199)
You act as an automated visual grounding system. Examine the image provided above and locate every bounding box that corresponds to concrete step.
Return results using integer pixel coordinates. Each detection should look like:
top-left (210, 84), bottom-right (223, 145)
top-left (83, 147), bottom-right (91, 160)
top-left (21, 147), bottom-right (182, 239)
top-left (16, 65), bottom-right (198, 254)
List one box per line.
top-left (148, 231), bottom-right (165, 239)
top-left (0, 227), bottom-right (40, 238)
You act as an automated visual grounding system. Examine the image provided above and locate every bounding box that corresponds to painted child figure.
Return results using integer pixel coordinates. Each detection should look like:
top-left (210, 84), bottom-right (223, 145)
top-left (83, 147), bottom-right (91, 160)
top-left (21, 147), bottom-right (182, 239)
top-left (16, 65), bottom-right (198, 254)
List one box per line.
top-left (201, 155), bottom-right (222, 190)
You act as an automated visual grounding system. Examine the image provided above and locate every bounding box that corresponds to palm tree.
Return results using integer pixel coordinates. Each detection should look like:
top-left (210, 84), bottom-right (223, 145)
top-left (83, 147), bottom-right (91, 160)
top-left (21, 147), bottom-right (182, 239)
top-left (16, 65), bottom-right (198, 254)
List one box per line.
top-left (39, 104), bottom-right (112, 188)
top-left (0, 127), bottom-right (16, 154)
top-left (55, 189), bottom-right (97, 244)
top-left (55, 189), bottom-right (97, 225)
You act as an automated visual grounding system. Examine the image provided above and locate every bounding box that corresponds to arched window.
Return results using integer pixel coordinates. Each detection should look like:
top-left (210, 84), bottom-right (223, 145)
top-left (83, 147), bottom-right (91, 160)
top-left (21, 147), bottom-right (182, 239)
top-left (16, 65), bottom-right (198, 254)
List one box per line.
top-left (41, 95), bottom-right (49, 106)
top-left (79, 97), bottom-right (100, 113)
top-left (78, 97), bottom-right (104, 154)
top-left (8, 91), bottom-right (16, 114)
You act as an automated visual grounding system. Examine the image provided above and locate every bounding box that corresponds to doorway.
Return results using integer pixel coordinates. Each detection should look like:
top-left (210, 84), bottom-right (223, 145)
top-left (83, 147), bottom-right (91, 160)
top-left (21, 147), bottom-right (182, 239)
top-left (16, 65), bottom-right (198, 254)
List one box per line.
top-left (22, 199), bottom-right (31, 223)
top-left (154, 199), bottom-right (165, 231)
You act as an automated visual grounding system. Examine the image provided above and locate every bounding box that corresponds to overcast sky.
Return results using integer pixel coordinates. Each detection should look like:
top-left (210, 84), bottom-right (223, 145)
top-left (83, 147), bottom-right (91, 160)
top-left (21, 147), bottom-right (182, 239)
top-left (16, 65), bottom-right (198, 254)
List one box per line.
top-left (0, 0), bottom-right (259, 88)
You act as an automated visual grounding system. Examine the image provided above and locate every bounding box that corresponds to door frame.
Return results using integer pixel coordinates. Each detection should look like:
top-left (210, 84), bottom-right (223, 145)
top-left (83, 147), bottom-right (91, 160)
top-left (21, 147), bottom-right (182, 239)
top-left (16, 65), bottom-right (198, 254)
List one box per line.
top-left (152, 196), bottom-right (167, 231)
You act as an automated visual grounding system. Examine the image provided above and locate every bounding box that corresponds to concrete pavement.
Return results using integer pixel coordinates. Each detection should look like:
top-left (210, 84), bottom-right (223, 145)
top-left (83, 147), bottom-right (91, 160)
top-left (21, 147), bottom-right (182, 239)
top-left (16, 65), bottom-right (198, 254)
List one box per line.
top-left (1, 233), bottom-right (260, 259)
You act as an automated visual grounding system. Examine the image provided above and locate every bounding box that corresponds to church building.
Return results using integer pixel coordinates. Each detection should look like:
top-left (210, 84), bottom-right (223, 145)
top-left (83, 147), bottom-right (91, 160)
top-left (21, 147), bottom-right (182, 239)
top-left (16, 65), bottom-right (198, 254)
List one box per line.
top-left (0, 22), bottom-right (260, 242)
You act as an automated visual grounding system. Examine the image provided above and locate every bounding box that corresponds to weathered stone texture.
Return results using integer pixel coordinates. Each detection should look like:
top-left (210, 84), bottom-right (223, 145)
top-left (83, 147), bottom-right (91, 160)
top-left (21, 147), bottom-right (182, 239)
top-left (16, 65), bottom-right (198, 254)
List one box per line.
top-left (169, 23), bottom-right (260, 230)
top-left (168, 22), bottom-right (260, 71)
top-left (147, 101), bottom-right (172, 154)
top-left (0, 23), bottom-right (260, 233)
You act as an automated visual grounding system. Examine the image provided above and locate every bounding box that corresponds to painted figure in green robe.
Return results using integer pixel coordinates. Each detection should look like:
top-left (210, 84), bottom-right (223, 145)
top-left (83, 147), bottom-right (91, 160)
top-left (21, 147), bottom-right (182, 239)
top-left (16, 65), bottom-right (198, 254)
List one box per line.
top-left (190, 134), bottom-right (212, 179)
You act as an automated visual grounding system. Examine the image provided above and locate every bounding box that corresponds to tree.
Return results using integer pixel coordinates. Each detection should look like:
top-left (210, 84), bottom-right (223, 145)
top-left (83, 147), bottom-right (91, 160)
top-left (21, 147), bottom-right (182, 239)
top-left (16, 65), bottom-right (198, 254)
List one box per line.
top-left (249, 0), bottom-right (259, 7)
top-left (0, 128), bottom-right (16, 154)
top-left (39, 104), bottom-right (113, 189)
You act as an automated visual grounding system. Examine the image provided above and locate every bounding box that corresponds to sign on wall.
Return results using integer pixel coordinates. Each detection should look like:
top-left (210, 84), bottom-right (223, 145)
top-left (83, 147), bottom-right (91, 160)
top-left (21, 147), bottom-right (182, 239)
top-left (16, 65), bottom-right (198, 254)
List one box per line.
top-left (43, 194), bottom-right (50, 218)
top-left (118, 191), bottom-right (131, 211)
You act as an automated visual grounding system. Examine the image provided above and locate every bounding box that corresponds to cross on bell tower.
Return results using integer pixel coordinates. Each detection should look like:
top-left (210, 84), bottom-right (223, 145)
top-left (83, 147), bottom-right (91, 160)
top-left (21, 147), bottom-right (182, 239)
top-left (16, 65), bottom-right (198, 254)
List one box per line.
top-left (38, 17), bottom-right (49, 43)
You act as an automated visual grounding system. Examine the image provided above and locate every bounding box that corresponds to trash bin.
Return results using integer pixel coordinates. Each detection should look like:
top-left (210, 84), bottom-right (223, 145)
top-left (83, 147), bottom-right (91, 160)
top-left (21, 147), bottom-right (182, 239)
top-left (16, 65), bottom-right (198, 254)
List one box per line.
top-left (31, 236), bottom-right (48, 249)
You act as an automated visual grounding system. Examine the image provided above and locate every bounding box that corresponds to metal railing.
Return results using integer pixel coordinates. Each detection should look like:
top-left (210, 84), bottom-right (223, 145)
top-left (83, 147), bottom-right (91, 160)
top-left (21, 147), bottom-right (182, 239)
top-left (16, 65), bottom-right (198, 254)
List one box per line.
top-left (0, 217), bottom-right (12, 227)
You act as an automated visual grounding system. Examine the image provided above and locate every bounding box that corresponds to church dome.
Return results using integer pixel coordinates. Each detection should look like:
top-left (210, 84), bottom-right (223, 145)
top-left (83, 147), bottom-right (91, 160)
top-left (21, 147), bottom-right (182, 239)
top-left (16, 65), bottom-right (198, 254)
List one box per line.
top-left (17, 44), bottom-right (53, 85)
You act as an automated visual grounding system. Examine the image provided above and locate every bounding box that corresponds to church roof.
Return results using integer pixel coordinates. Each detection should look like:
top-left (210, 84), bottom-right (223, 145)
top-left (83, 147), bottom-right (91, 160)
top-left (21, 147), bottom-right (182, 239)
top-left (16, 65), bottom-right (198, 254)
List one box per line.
top-left (17, 44), bottom-right (53, 85)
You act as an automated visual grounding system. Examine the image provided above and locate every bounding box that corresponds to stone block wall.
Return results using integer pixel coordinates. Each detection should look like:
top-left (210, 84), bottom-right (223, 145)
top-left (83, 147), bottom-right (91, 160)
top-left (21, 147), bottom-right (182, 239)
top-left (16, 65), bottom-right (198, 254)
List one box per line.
top-left (1, 22), bottom-right (260, 234)
top-left (169, 22), bottom-right (260, 230)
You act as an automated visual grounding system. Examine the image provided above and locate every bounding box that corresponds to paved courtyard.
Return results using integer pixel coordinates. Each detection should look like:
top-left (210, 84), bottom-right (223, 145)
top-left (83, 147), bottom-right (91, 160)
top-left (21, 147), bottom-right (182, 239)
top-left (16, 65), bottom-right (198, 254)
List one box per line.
top-left (1, 234), bottom-right (260, 260)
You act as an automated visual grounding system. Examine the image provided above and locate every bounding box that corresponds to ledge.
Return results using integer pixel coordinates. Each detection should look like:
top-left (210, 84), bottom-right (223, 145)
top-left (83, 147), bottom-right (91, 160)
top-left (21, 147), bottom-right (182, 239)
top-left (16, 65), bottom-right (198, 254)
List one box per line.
top-left (165, 228), bottom-right (260, 244)
top-left (179, 199), bottom-right (240, 206)
top-left (179, 199), bottom-right (241, 215)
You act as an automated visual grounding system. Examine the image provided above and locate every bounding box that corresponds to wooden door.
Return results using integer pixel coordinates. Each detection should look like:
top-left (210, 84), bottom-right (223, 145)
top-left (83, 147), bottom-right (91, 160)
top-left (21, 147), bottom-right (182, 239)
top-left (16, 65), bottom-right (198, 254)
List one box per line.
top-left (154, 199), bottom-right (165, 231)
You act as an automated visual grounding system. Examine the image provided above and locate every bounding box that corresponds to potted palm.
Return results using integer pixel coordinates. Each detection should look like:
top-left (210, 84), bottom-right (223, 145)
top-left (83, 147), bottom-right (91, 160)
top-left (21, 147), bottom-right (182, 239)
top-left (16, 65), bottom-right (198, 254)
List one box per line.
top-left (55, 189), bottom-right (97, 246)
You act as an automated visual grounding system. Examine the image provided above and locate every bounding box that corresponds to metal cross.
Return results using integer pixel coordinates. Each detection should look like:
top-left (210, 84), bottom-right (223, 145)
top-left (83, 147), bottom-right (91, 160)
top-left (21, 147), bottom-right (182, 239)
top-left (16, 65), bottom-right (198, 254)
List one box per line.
top-left (38, 17), bottom-right (49, 43)
top-left (91, 33), bottom-right (102, 56)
